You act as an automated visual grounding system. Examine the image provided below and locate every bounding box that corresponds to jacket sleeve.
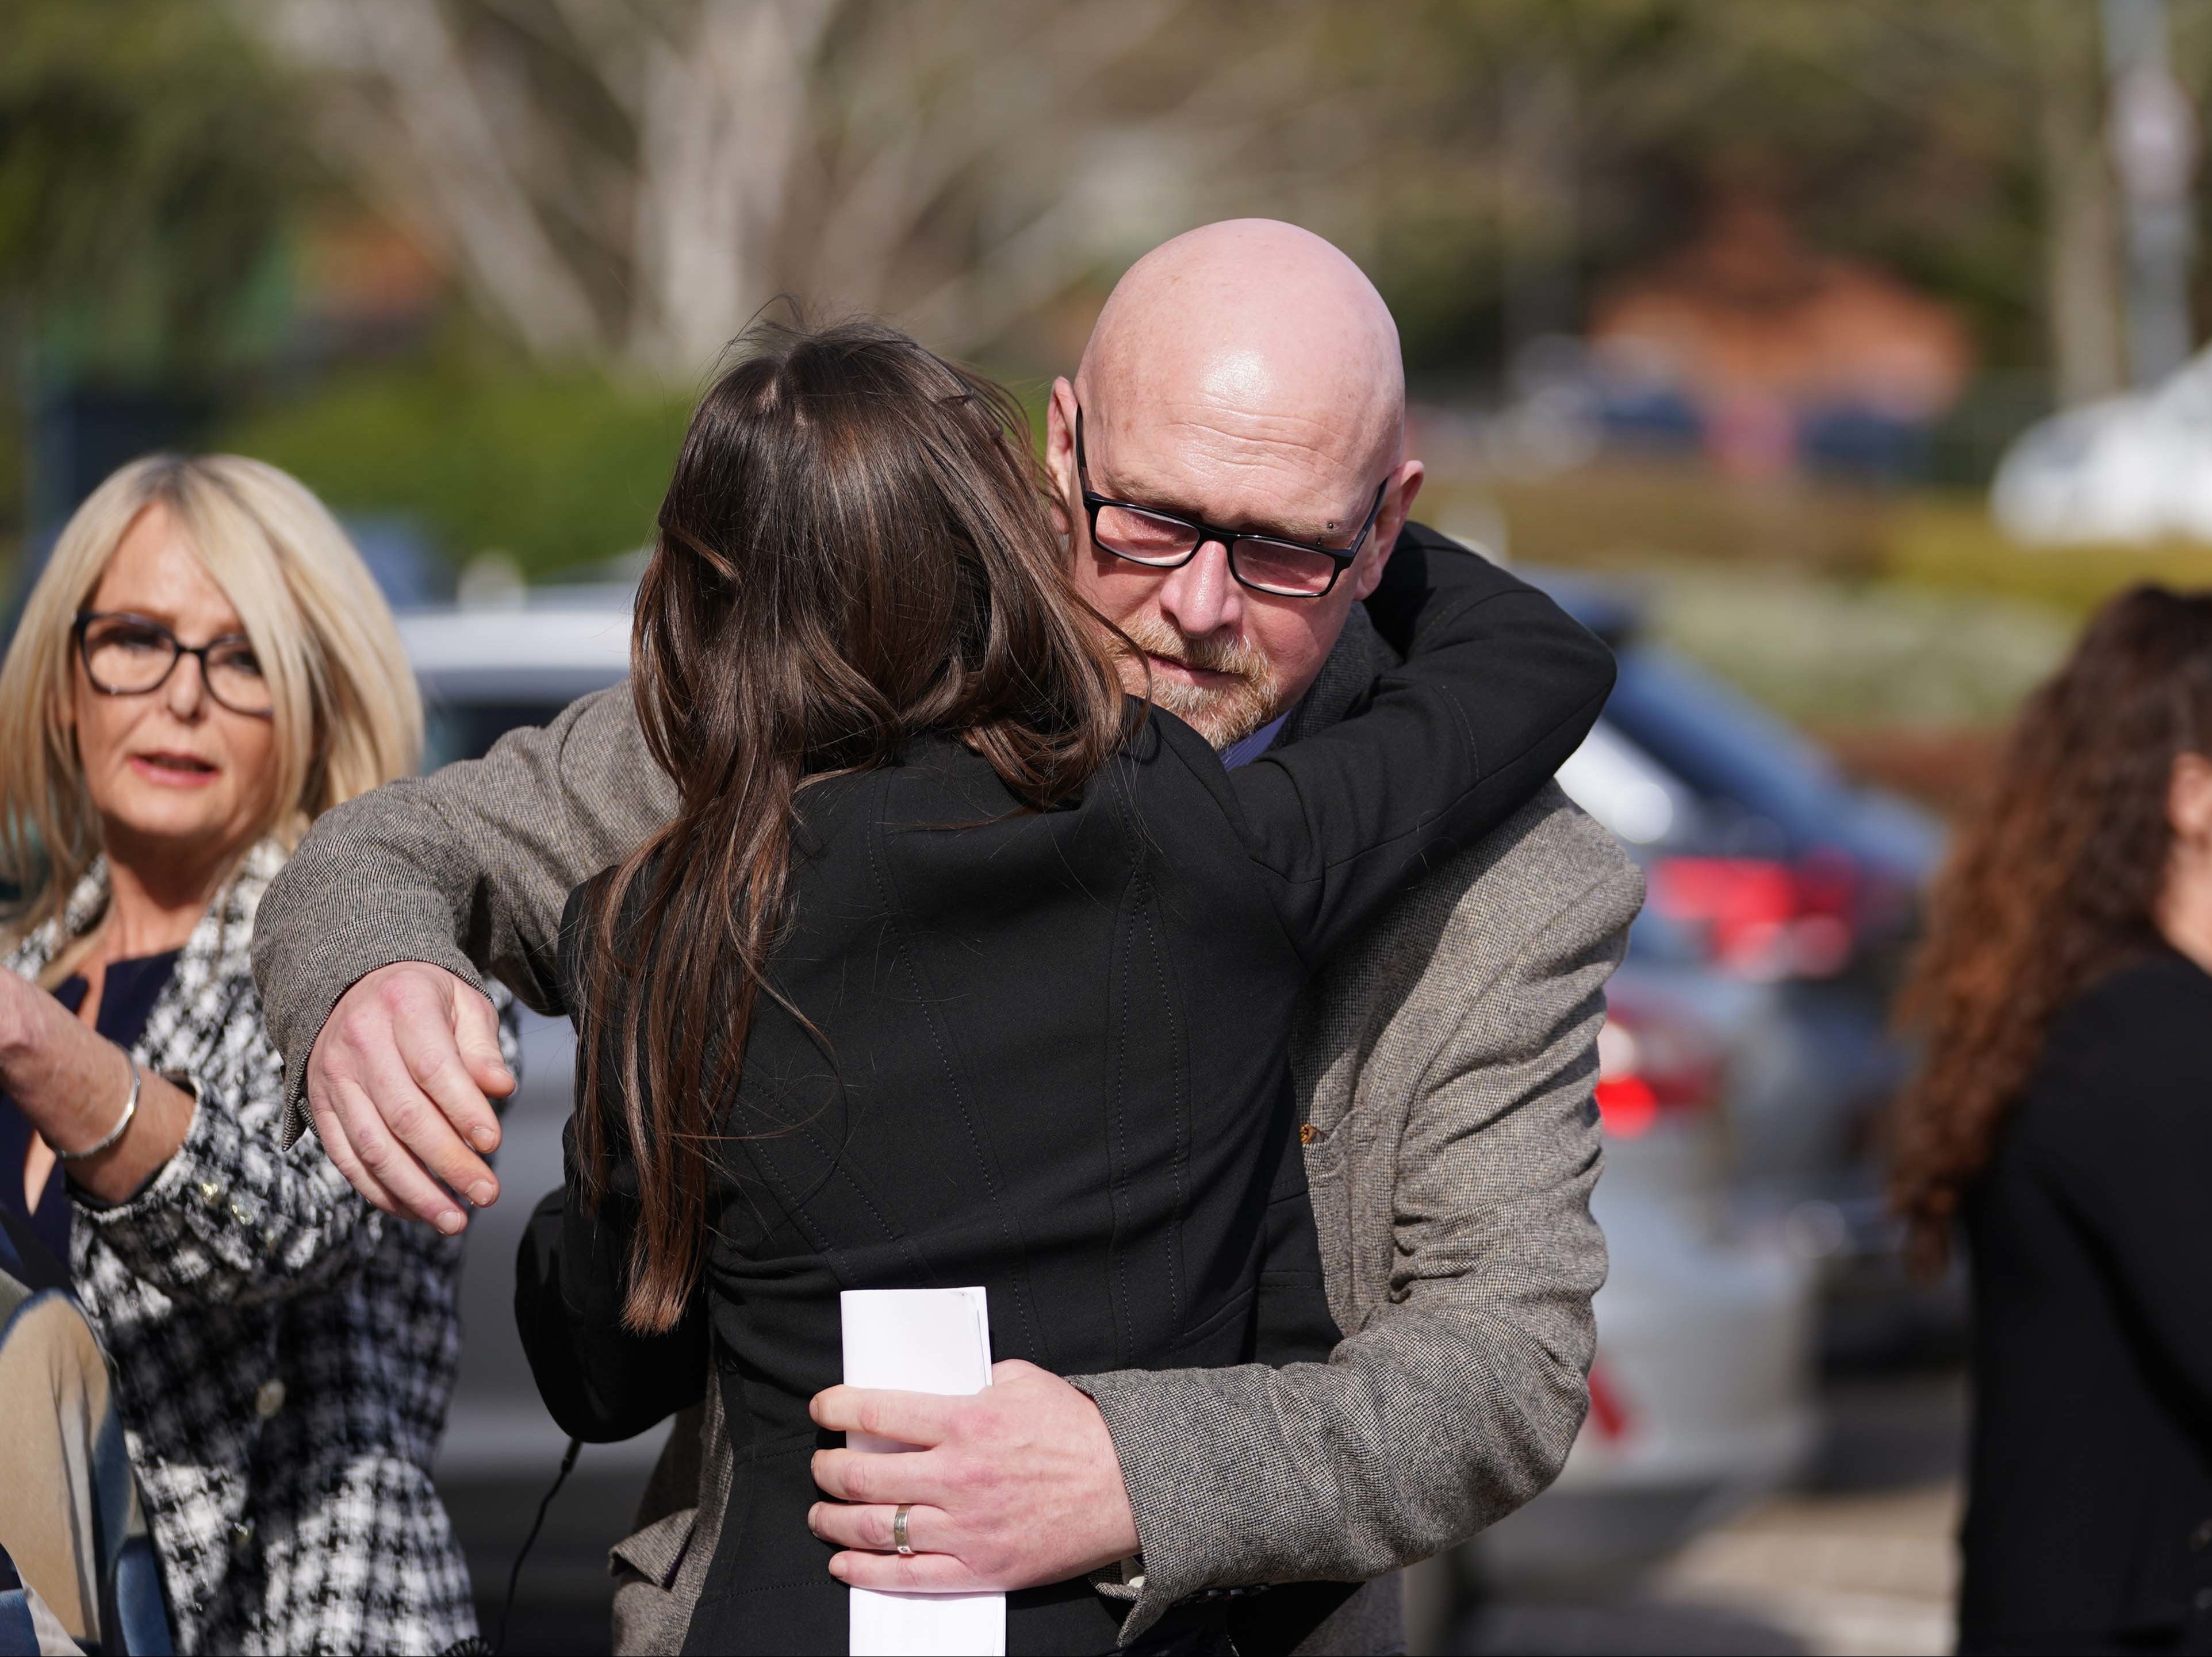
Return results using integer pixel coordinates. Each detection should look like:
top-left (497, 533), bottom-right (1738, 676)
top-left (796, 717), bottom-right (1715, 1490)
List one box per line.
top-left (1071, 806), bottom-right (1638, 1635)
top-left (252, 684), bottom-right (676, 1145)
top-left (1218, 540), bottom-right (1615, 966)
top-left (2019, 975), bottom-right (2212, 1414)
top-left (74, 981), bottom-right (525, 1309)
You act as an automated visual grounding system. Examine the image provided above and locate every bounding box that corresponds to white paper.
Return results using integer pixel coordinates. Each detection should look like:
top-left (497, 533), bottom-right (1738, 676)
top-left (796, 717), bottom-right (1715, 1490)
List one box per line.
top-left (841, 1288), bottom-right (1005, 1657)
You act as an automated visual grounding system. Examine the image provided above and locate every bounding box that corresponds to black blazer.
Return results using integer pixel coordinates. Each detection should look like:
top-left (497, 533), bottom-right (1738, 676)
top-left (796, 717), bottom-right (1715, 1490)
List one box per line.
top-left (1959, 950), bottom-right (2212, 1655)
top-left (516, 538), bottom-right (1613, 1655)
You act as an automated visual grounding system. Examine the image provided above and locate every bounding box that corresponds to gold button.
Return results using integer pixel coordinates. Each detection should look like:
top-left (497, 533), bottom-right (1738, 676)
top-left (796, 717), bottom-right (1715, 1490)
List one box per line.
top-left (1298, 1123), bottom-right (1321, 1146)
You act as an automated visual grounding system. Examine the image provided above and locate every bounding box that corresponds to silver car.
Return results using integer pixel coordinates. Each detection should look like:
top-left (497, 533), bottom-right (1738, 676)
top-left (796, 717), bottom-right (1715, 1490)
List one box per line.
top-left (400, 591), bottom-right (660, 1652)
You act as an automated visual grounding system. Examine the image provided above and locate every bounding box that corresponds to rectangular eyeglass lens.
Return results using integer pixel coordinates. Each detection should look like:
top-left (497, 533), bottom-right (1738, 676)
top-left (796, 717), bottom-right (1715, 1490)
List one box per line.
top-left (1095, 504), bottom-right (1198, 563)
top-left (209, 650), bottom-right (271, 712)
top-left (1231, 539), bottom-right (1337, 595)
top-left (85, 624), bottom-right (172, 692)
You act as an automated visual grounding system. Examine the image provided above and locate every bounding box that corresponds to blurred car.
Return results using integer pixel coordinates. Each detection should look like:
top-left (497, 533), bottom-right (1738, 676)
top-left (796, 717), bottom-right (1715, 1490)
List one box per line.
top-left (1532, 569), bottom-right (1944, 1256)
top-left (397, 589), bottom-right (658, 1650)
top-left (402, 589), bottom-right (643, 1481)
top-left (1469, 566), bottom-right (1947, 1594)
top-left (1467, 727), bottom-right (1822, 1594)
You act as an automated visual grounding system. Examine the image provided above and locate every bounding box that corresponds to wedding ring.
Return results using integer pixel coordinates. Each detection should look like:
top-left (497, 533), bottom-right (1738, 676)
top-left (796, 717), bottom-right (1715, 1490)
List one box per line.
top-left (892, 1503), bottom-right (915, 1556)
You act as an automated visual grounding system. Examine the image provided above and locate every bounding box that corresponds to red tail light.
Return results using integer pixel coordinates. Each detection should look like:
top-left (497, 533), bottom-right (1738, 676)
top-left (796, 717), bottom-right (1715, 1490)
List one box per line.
top-left (1585, 1360), bottom-right (1634, 1442)
top-left (1594, 998), bottom-right (1721, 1138)
top-left (1649, 852), bottom-right (1858, 979)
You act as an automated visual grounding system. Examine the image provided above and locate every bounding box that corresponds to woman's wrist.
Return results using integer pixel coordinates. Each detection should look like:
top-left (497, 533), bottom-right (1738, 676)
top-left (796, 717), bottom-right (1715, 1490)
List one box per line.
top-left (0, 966), bottom-right (47, 1067)
top-left (53, 1049), bottom-right (141, 1161)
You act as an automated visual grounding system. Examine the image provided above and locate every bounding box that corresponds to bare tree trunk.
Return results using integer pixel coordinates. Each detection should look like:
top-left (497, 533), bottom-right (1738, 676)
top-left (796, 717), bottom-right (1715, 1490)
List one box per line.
top-left (250, 0), bottom-right (1318, 374)
top-left (2035, 0), bottom-right (2128, 405)
top-left (263, 0), bottom-right (610, 360)
top-left (1500, 53), bottom-right (1580, 368)
top-left (628, 0), bottom-right (838, 375)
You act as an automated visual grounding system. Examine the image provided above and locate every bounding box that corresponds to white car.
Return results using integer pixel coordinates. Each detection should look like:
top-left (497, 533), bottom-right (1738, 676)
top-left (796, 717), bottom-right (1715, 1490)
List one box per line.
top-left (1992, 343), bottom-right (2212, 545)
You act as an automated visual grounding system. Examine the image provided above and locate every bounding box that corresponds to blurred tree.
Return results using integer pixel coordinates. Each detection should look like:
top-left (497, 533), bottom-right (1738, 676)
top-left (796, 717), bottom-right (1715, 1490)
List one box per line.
top-left (0, 0), bottom-right (306, 377)
top-left (0, 0), bottom-right (308, 551)
top-left (1327, 0), bottom-right (2173, 413)
top-left (220, 363), bottom-right (692, 578)
top-left (247, 0), bottom-right (1336, 377)
top-left (2033, 0), bottom-right (2130, 404)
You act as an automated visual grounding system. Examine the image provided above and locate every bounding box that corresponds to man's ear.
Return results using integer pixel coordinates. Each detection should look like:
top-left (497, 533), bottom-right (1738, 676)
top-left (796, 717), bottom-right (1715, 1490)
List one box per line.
top-left (1043, 379), bottom-right (1080, 536)
top-left (1348, 460), bottom-right (1425, 604)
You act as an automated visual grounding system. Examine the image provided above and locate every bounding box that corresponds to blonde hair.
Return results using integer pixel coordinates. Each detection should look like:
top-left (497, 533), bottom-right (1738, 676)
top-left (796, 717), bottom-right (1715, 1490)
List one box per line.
top-left (0, 454), bottom-right (421, 945)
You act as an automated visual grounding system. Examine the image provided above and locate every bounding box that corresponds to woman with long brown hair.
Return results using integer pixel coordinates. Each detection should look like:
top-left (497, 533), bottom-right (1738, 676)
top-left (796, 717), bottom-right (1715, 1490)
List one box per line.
top-left (1894, 585), bottom-right (2212, 1657)
top-left (513, 317), bottom-right (1611, 1656)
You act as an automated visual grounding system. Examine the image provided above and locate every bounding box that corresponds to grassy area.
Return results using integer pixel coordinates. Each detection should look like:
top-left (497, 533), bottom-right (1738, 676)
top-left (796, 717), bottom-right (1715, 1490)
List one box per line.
top-left (220, 366), bottom-right (693, 581)
top-left (1879, 498), bottom-right (2212, 615)
top-left (1637, 564), bottom-right (2073, 732)
top-left (1443, 459), bottom-right (2212, 761)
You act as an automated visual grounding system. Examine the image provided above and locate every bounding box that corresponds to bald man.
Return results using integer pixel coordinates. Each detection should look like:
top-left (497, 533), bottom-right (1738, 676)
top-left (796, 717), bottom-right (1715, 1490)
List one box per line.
top-left (253, 221), bottom-right (1641, 1655)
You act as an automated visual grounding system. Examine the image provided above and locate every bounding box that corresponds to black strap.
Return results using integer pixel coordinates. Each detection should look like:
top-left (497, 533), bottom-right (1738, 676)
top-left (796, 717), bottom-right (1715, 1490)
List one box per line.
top-left (437, 1436), bottom-right (582, 1657)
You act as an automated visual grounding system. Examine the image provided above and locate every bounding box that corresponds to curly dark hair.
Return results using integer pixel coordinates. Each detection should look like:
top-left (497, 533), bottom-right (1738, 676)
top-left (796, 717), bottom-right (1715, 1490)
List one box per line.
top-left (1891, 584), bottom-right (2212, 1266)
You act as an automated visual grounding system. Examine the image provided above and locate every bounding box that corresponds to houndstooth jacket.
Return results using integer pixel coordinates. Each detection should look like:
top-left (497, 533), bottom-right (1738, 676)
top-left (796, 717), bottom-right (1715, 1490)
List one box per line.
top-left (5, 840), bottom-right (517, 1656)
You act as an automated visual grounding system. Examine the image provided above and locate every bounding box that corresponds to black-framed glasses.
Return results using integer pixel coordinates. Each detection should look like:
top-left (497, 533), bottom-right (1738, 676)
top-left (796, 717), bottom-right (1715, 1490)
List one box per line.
top-left (74, 611), bottom-right (273, 718)
top-left (1074, 407), bottom-right (1386, 599)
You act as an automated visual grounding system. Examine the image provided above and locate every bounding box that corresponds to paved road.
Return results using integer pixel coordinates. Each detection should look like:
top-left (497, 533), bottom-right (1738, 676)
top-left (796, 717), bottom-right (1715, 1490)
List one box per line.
top-left (1447, 1367), bottom-right (1968, 1657)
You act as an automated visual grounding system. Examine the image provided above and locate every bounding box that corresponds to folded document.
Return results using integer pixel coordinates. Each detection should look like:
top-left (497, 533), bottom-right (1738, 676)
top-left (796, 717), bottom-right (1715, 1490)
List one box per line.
top-left (840, 1287), bottom-right (1005, 1657)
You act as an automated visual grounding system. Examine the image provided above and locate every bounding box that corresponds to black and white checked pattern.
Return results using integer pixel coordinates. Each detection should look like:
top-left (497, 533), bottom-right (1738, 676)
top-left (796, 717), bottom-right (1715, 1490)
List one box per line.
top-left (7, 841), bottom-right (518, 1656)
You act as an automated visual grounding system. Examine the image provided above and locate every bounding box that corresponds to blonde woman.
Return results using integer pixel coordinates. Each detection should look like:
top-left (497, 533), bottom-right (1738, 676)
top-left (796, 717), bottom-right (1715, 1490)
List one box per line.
top-left (0, 455), bottom-right (512, 1654)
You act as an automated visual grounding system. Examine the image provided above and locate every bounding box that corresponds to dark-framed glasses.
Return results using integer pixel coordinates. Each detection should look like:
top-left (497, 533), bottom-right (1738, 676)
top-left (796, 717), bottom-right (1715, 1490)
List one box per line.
top-left (74, 611), bottom-right (273, 718)
top-left (1074, 406), bottom-right (1386, 599)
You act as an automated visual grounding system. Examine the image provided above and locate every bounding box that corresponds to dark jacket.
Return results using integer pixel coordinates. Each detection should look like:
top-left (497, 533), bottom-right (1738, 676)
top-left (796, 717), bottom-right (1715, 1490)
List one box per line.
top-left (515, 542), bottom-right (1613, 1655)
top-left (1960, 949), bottom-right (2212, 1655)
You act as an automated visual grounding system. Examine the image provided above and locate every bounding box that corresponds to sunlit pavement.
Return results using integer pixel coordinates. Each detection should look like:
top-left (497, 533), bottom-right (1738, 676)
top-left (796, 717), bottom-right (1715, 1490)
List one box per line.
top-left (1448, 1368), bottom-right (1966, 1657)
top-left (1646, 1481), bottom-right (1960, 1655)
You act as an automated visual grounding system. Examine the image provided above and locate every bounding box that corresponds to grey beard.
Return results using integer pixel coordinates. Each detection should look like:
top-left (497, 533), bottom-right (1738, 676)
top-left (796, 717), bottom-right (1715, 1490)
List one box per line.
top-left (1143, 670), bottom-right (1281, 749)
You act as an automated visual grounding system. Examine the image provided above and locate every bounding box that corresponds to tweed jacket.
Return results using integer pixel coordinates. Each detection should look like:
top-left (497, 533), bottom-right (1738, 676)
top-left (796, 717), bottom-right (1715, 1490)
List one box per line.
top-left (252, 532), bottom-right (1641, 1652)
top-left (7, 842), bottom-right (517, 1655)
top-left (1084, 611), bottom-right (1638, 1647)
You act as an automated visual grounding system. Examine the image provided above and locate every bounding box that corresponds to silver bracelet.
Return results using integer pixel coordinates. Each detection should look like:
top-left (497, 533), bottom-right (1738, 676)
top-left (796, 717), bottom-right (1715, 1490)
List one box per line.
top-left (55, 1054), bottom-right (141, 1162)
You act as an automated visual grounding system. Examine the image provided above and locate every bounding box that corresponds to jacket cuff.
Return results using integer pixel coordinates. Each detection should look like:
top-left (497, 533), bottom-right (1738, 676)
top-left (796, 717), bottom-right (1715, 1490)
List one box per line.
top-left (71, 1073), bottom-right (267, 1279)
top-left (1067, 1370), bottom-right (1239, 1644)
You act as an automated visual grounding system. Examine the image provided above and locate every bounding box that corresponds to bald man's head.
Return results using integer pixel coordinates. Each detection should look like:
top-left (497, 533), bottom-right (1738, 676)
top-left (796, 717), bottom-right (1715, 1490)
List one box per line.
top-left (1045, 220), bottom-right (1424, 747)
top-left (1077, 220), bottom-right (1405, 500)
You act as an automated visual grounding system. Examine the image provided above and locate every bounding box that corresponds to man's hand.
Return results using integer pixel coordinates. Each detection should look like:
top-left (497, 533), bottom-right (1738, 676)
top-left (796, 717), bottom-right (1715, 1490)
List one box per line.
top-left (307, 962), bottom-right (514, 1234)
top-left (807, 1359), bottom-right (1141, 1591)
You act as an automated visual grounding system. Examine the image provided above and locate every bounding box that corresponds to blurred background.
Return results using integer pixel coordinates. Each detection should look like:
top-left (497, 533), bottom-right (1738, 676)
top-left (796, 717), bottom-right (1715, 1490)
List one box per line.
top-left (14, 1), bottom-right (2212, 1651)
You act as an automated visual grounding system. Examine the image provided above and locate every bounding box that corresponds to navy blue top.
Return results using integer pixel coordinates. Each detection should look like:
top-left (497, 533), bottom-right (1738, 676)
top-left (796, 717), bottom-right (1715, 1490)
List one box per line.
top-left (0, 950), bottom-right (181, 1279)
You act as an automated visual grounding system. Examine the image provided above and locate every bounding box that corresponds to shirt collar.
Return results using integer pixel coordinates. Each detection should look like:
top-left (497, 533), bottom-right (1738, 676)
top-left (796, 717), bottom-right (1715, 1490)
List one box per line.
top-left (1218, 712), bottom-right (1291, 771)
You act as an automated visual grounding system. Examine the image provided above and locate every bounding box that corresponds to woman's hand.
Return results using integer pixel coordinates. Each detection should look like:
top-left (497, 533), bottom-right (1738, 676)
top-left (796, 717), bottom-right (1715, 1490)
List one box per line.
top-left (0, 966), bottom-right (195, 1205)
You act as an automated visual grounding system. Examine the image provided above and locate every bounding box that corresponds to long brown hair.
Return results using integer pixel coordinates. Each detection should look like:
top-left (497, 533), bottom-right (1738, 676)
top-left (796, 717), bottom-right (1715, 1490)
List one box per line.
top-left (578, 318), bottom-right (1130, 1333)
top-left (1891, 585), bottom-right (2212, 1264)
